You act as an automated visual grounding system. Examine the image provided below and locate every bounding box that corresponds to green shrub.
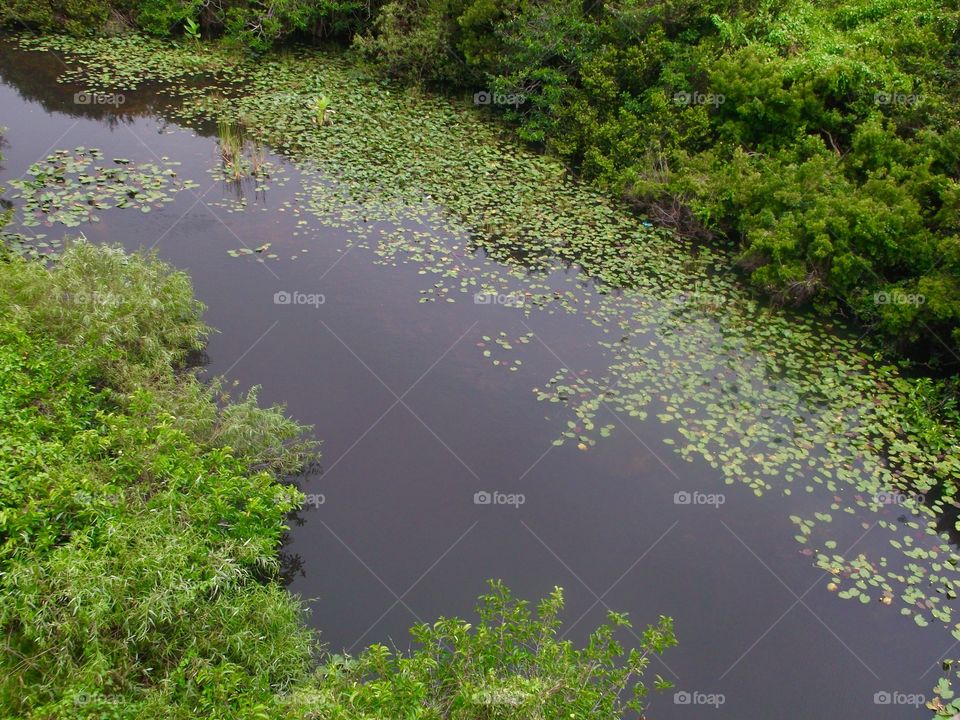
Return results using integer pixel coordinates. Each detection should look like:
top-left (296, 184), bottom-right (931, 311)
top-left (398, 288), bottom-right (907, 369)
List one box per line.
top-left (287, 581), bottom-right (677, 719)
top-left (0, 243), bottom-right (317, 717)
top-left (354, 0), bottom-right (464, 84)
top-left (1, 0), bottom-right (370, 44)
top-left (0, 241), bottom-right (206, 378)
top-left (0, 0), bottom-right (114, 35)
top-left (134, 0), bottom-right (203, 37)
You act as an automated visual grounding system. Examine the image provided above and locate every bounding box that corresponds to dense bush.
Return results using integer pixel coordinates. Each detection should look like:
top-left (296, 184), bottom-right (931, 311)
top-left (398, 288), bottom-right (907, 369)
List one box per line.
top-left (0, 243), bottom-right (676, 717)
top-left (0, 243), bottom-right (318, 717)
top-left (357, 0), bottom-right (960, 368)
top-left (0, 0), bottom-right (369, 47)
top-left (0, 0), bottom-right (116, 36)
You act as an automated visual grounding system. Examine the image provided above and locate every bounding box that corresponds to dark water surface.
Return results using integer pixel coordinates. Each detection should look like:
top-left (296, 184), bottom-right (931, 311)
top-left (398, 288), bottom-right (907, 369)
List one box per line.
top-left (0, 41), bottom-right (945, 719)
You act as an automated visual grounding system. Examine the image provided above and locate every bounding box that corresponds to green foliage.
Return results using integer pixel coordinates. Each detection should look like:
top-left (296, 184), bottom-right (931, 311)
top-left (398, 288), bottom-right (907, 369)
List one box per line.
top-left (0, 240), bottom-right (206, 377)
top-left (311, 93), bottom-right (332, 125)
top-left (1, 0), bottom-right (369, 44)
top-left (0, 243), bottom-right (318, 718)
top-left (357, 0), bottom-right (960, 367)
top-left (183, 14), bottom-right (201, 40)
top-left (353, 0), bottom-right (465, 85)
top-left (287, 581), bottom-right (677, 719)
top-left (132, 0), bottom-right (202, 37)
top-left (0, 0), bottom-right (115, 35)
top-left (891, 376), bottom-right (960, 454)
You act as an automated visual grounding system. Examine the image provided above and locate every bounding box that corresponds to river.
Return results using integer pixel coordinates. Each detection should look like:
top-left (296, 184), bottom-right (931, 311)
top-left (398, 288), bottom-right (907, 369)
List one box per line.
top-left (0, 36), bottom-right (951, 719)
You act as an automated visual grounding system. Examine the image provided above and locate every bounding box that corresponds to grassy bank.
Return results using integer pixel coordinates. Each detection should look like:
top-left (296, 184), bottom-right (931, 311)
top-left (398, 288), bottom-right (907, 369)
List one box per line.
top-left (0, 242), bottom-right (317, 716)
top-left (0, 242), bottom-right (676, 718)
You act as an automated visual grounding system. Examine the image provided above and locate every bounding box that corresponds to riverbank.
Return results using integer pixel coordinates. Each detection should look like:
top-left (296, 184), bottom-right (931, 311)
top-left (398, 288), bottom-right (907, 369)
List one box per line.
top-left (0, 242), bottom-right (675, 717)
top-left (0, 242), bottom-right (317, 716)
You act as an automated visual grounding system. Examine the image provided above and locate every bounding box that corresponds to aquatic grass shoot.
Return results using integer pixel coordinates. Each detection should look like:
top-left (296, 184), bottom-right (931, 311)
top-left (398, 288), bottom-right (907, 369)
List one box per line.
top-left (216, 118), bottom-right (268, 181)
top-left (310, 94), bottom-right (331, 126)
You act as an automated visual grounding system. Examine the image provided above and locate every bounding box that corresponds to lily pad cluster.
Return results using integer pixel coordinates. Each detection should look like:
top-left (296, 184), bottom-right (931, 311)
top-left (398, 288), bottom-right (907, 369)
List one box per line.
top-left (476, 332), bottom-right (531, 372)
top-left (8, 147), bottom-right (192, 235)
top-left (16, 34), bottom-right (243, 91)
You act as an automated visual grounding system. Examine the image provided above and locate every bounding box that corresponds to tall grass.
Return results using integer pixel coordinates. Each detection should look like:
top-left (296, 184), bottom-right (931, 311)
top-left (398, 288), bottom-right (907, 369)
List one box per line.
top-left (217, 118), bottom-right (268, 181)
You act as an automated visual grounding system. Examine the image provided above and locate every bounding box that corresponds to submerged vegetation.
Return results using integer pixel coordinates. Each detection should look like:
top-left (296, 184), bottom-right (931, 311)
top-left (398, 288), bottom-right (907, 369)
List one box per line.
top-left (0, 242), bottom-right (676, 717)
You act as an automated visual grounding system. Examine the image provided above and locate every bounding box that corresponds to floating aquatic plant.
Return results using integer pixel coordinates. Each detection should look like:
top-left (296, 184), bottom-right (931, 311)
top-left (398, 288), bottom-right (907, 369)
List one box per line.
top-left (7, 147), bottom-right (192, 236)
